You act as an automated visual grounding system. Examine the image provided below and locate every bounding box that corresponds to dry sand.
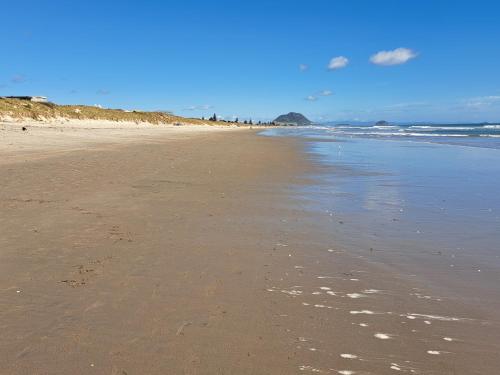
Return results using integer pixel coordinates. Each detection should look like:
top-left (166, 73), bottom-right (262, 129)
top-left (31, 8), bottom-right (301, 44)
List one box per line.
top-left (0, 120), bottom-right (241, 165)
top-left (0, 122), bottom-right (498, 374)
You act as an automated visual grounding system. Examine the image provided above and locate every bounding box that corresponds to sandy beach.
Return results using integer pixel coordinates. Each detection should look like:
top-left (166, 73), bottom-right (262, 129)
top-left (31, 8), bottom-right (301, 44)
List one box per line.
top-left (1, 123), bottom-right (499, 374)
top-left (0, 120), bottom-right (242, 165)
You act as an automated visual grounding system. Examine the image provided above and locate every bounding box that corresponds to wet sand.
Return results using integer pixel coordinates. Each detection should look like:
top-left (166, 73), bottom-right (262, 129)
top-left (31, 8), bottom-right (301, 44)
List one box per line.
top-left (1, 126), bottom-right (499, 374)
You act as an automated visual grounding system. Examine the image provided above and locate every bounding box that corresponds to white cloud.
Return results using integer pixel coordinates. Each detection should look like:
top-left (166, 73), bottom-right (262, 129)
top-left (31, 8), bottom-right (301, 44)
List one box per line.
top-left (299, 64), bottom-right (309, 72)
top-left (370, 48), bottom-right (417, 66)
top-left (320, 90), bottom-right (333, 96)
top-left (306, 95), bottom-right (318, 101)
top-left (328, 56), bottom-right (349, 70)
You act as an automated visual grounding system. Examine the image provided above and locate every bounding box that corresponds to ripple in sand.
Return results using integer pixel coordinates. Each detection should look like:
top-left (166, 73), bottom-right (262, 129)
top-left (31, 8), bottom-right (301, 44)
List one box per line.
top-left (350, 310), bottom-right (375, 315)
top-left (347, 293), bottom-right (367, 299)
top-left (410, 292), bottom-right (442, 301)
top-left (390, 363), bottom-right (402, 371)
top-left (390, 362), bottom-right (417, 373)
top-left (374, 333), bottom-right (393, 339)
top-left (314, 304), bottom-right (334, 309)
top-left (280, 289), bottom-right (302, 296)
top-left (405, 313), bottom-right (465, 322)
top-left (340, 354), bottom-right (358, 359)
top-left (427, 350), bottom-right (441, 355)
top-left (363, 289), bottom-right (383, 294)
top-left (299, 365), bottom-right (321, 372)
top-left (266, 286), bottom-right (306, 297)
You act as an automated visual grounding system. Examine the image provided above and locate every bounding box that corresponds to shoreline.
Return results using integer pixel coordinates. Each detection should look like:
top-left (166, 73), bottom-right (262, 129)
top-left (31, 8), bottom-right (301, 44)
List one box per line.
top-left (1, 127), bottom-right (498, 374)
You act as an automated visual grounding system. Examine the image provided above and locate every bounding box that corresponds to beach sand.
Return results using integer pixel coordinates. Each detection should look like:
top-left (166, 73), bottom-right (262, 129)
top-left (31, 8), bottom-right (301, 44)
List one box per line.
top-left (0, 120), bottom-right (242, 165)
top-left (1, 123), bottom-right (498, 374)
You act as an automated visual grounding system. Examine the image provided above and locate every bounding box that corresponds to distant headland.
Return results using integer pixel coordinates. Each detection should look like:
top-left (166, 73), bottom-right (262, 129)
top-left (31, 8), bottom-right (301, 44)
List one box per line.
top-left (273, 112), bottom-right (312, 126)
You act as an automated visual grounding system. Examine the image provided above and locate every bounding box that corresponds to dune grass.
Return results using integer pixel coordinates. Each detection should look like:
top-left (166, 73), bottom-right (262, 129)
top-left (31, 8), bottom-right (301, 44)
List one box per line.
top-left (0, 98), bottom-right (231, 126)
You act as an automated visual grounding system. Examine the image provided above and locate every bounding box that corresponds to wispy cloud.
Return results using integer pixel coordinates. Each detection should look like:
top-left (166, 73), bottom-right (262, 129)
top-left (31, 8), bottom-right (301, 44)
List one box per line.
top-left (305, 90), bottom-right (333, 102)
top-left (328, 56), bottom-right (349, 70)
top-left (11, 74), bottom-right (27, 84)
top-left (463, 95), bottom-right (500, 109)
top-left (325, 94), bottom-right (500, 122)
top-left (383, 102), bottom-right (430, 110)
top-left (299, 64), bottom-right (309, 72)
top-left (185, 104), bottom-right (213, 111)
top-left (370, 48), bottom-right (417, 66)
top-left (96, 89), bottom-right (110, 95)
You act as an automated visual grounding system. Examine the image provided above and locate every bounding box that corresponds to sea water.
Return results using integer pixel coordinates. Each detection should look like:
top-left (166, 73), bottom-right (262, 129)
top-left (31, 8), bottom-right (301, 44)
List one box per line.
top-left (261, 125), bottom-right (500, 313)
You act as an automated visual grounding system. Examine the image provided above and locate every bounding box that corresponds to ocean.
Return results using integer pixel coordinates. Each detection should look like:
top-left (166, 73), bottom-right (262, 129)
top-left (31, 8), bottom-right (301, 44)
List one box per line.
top-left (261, 125), bottom-right (500, 315)
top-left (282, 122), bottom-right (500, 149)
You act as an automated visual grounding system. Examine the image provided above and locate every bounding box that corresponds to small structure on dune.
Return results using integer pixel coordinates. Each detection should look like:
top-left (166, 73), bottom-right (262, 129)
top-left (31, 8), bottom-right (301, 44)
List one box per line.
top-left (2, 96), bottom-right (48, 103)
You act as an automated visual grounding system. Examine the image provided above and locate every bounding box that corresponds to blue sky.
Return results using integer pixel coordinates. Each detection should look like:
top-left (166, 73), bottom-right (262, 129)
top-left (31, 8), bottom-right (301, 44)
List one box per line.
top-left (2, 0), bottom-right (500, 123)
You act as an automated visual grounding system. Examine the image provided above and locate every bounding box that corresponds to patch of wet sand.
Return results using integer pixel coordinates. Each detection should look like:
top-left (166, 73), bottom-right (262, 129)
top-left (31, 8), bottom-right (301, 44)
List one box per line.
top-left (0, 129), bottom-right (499, 374)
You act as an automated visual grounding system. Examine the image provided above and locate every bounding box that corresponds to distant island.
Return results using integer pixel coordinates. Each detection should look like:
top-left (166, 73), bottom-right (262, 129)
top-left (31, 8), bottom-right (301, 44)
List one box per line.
top-left (273, 112), bottom-right (312, 126)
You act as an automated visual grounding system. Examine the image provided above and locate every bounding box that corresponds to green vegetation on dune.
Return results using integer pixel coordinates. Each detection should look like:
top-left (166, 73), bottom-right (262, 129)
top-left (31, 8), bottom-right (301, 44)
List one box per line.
top-left (0, 98), bottom-right (230, 126)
